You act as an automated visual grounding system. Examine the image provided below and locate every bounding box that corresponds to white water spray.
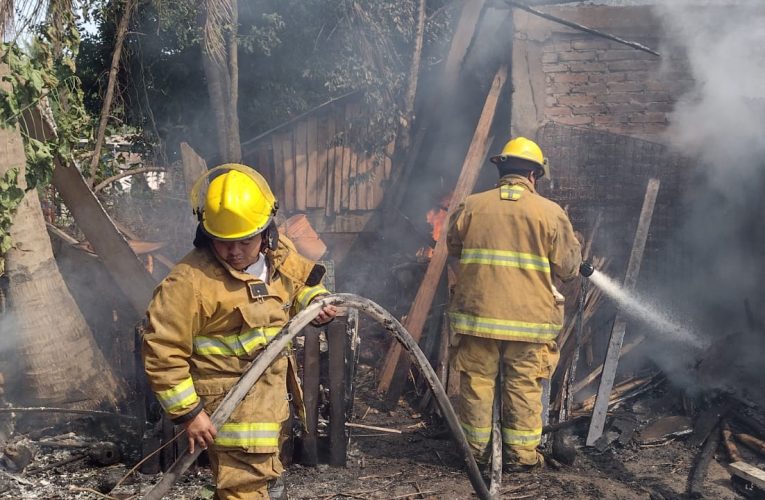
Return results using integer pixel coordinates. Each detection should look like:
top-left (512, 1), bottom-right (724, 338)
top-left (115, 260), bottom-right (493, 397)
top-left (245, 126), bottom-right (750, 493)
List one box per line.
top-left (588, 270), bottom-right (707, 349)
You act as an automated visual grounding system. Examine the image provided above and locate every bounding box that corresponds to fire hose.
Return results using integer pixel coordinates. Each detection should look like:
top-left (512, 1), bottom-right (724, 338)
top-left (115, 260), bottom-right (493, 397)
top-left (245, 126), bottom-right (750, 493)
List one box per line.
top-left (142, 293), bottom-right (490, 500)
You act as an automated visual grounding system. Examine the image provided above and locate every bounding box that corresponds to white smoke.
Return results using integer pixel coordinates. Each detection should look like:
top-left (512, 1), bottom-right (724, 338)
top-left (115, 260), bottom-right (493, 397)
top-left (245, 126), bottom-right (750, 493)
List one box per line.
top-left (638, 0), bottom-right (765, 402)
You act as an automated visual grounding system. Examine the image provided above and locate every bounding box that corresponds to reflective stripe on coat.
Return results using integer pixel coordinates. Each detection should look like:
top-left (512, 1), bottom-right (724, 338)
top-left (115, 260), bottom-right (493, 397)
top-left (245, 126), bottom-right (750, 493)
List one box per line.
top-left (446, 175), bottom-right (581, 343)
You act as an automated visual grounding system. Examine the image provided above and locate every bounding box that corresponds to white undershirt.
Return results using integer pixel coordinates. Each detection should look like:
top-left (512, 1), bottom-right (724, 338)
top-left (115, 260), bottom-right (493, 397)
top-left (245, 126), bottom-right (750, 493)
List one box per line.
top-left (244, 253), bottom-right (269, 283)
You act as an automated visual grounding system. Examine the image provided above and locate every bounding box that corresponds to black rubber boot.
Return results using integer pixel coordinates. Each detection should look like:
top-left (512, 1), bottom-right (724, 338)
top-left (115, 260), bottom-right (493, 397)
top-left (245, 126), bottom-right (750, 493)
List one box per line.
top-left (267, 476), bottom-right (287, 500)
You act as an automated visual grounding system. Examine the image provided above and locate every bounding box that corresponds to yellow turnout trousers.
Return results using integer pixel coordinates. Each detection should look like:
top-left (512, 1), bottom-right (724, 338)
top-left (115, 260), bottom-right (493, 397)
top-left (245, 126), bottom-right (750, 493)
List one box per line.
top-left (453, 335), bottom-right (559, 465)
top-left (208, 449), bottom-right (282, 499)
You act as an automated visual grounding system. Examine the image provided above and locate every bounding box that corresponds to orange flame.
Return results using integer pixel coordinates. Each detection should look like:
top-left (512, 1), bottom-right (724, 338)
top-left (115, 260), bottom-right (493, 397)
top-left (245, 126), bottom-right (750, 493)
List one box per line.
top-left (417, 193), bottom-right (453, 259)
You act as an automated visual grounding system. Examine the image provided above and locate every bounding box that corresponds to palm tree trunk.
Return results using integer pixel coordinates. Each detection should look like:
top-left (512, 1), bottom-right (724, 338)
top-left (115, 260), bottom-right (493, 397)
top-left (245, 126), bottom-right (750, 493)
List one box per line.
top-left (201, 47), bottom-right (231, 163)
top-left (0, 72), bottom-right (124, 408)
top-left (226, 0), bottom-right (241, 163)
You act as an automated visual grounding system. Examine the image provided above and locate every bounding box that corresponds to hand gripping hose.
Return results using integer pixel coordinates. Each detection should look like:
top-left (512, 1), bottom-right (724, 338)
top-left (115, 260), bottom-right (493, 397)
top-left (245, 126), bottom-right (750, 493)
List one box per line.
top-left (143, 294), bottom-right (490, 500)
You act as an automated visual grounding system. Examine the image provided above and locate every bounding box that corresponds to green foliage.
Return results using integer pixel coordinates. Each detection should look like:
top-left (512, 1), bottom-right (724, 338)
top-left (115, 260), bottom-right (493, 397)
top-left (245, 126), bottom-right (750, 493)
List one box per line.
top-left (78, 0), bottom-right (453, 161)
top-left (0, 11), bottom-right (93, 267)
top-left (0, 169), bottom-right (24, 256)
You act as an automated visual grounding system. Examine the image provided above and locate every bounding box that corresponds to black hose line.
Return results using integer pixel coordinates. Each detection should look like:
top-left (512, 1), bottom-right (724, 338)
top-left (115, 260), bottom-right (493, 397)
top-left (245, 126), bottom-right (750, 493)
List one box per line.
top-left (143, 293), bottom-right (490, 500)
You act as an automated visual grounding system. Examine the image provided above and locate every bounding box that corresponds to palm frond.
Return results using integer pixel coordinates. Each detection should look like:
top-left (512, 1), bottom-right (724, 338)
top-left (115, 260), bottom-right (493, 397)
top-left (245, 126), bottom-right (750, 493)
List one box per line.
top-left (3, 0), bottom-right (49, 39)
top-left (202, 0), bottom-right (232, 66)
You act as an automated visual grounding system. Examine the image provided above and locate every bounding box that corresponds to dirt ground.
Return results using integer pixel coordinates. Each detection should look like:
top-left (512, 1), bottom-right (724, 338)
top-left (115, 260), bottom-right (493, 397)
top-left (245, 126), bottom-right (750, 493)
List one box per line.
top-left (0, 365), bottom-right (756, 499)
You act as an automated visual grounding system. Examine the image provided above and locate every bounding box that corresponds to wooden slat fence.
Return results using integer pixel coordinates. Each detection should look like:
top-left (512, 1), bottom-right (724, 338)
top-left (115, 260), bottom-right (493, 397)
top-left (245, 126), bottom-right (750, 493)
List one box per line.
top-left (242, 94), bottom-right (393, 215)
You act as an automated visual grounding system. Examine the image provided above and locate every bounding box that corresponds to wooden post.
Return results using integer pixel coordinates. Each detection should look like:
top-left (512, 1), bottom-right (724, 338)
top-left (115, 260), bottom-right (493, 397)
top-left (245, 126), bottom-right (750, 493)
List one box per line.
top-left (301, 325), bottom-right (320, 466)
top-left (328, 318), bottom-right (347, 466)
top-left (180, 142), bottom-right (208, 200)
top-left (586, 178), bottom-right (660, 446)
top-left (377, 65), bottom-right (508, 403)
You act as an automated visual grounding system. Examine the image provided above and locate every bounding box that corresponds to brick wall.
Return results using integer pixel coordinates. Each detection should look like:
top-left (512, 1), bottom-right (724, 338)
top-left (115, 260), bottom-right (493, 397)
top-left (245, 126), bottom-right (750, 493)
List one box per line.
top-left (511, 5), bottom-right (694, 142)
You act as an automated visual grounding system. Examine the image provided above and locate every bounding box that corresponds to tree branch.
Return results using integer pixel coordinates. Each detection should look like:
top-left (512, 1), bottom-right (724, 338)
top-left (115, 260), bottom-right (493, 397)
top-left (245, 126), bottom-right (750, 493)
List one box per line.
top-left (88, 0), bottom-right (136, 182)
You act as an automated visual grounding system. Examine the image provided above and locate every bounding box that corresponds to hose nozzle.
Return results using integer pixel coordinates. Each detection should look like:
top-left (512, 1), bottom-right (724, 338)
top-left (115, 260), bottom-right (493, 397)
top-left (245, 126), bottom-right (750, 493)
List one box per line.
top-left (579, 261), bottom-right (594, 278)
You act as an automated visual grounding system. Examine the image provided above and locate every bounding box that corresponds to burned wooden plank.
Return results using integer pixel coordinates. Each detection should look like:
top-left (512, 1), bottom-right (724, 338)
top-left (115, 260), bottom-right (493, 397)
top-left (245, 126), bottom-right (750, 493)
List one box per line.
top-left (316, 117), bottom-right (329, 212)
top-left (306, 117), bottom-right (319, 208)
top-left (736, 433), bottom-right (765, 458)
top-left (377, 65), bottom-right (508, 400)
top-left (256, 145), bottom-right (272, 184)
top-left (637, 416), bottom-right (693, 445)
top-left (729, 461), bottom-right (765, 491)
top-left (295, 120), bottom-right (309, 211)
top-left (272, 134), bottom-right (285, 203)
top-left (357, 152), bottom-right (368, 211)
top-left (721, 421), bottom-right (743, 463)
top-left (687, 423), bottom-right (721, 498)
top-left (328, 319), bottom-right (347, 466)
top-left (332, 109), bottom-right (344, 214)
top-left (282, 131), bottom-right (295, 211)
top-left (179, 142), bottom-right (208, 201)
top-left (585, 178), bottom-right (661, 446)
top-left (301, 325), bottom-right (320, 466)
top-left (689, 401), bottom-right (732, 448)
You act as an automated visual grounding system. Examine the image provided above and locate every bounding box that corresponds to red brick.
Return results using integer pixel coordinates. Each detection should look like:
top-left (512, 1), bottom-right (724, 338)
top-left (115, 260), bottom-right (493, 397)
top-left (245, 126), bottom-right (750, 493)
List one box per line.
top-left (644, 81), bottom-right (674, 92)
top-left (604, 72), bottom-right (627, 83)
top-left (543, 64), bottom-right (569, 73)
top-left (545, 106), bottom-right (573, 116)
top-left (553, 115), bottom-right (593, 126)
top-left (557, 94), bottom-right (596, 106)
top-left (625, 71), bottom-right (652, 82)
top-left (571, 105), bottom-right (608, 115)
top-left (594, 114), bottom-right (629, 124)
top-left (552, 73), bottom-right (589, 84)
top-left (599, 49), bottom-right (657, 61)
top-left (542, 52), bottom-right (558, 64)
top-left (547, 83), bottom-right (572, 95)
top-left (629, 112), bottom-right (668, 123)
top-left (608, 60), bottom-right (651, 71)
top-left (571, 83), bottom-right (607, 94)
top-left (607, 81), bottom-right (644, 92)
top-left (559, 51), bottom-right (597, 62)
top-left (596, 92), bottom-right (634, 103)
top-left (645, 101), bottom-right (674, 112)
top-left (569, 62), bottom-right (607, 73)
top-left (640, 123), bottom-right (668, 135)
top-left (631, 92), bottom-right (671, 103)
top-left (572, 40), bottom-right (611, 50)
top-left (543, 41), bottom-right (572, 52)
top-left (606, 103), bottom-right (645, 114)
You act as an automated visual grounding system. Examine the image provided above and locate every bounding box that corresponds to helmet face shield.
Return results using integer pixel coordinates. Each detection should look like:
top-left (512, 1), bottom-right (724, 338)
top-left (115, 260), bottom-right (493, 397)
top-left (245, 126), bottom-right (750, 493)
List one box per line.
top-left (190, 164), bottom-right (278, 241)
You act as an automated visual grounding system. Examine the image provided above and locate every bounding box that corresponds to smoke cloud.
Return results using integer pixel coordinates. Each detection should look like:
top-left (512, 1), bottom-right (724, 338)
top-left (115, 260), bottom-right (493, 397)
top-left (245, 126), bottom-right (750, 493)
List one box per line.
top-left (645, 0), bottom-right (765, 403)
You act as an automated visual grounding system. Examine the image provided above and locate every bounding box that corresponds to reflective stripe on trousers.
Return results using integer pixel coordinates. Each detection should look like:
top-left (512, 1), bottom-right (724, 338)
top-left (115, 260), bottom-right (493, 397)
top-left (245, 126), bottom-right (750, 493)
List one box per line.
top-left (449, 311), bottom-right (560, 342)
top-left (502, 427), bottom-right (542, 448)
top-left (215, 422), bottom-right (282, 448)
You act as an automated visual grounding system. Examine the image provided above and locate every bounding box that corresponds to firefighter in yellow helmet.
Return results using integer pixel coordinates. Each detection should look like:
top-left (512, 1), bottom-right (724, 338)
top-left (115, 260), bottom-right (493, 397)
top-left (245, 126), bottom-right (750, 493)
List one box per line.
top-left (142, 164), bottom-right (336, 499)
top-left (446, 138), bottom-right (582, 471)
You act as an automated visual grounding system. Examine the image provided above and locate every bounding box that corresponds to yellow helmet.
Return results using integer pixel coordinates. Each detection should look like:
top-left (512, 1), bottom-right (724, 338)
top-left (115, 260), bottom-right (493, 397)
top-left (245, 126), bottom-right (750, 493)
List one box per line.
top-left (190, 163), bottom-right (278, 240)
top-left (490, 137), bottom-right (549, 178)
